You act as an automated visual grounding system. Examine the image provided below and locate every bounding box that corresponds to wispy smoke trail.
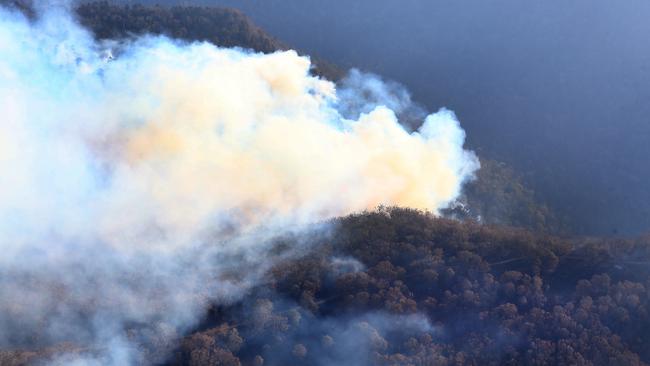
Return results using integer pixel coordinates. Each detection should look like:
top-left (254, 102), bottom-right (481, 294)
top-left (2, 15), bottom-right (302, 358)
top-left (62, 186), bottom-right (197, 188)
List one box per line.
top-left (0, 5), bottom-right (478, 364)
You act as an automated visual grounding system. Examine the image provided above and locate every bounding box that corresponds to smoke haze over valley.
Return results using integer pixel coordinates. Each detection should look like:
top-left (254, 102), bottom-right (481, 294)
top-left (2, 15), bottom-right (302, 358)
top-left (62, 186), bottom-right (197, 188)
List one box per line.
top-left (147, 0), bottom-right (650, 236)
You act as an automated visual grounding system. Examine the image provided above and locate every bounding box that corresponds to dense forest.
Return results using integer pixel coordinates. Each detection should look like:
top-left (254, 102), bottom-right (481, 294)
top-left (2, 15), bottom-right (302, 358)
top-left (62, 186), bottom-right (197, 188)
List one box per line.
top-left (77, 1), bottom-right (343, 80)
top-left (172, 209), bottom-right (650, 365)
top-left (76, 2), bottom-right (281, 53)
top-left (3, 208), bottom-right (650, 365)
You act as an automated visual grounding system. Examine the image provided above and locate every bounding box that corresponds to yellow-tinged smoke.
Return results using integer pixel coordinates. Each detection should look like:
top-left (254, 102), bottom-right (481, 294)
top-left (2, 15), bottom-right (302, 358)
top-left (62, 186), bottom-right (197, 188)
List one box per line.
top-left (87, 49), bottom-right (478, 248)
top-left (0, 16), bottom-right (478, 251)
top-left (0, 7), bottom-right (479, 364)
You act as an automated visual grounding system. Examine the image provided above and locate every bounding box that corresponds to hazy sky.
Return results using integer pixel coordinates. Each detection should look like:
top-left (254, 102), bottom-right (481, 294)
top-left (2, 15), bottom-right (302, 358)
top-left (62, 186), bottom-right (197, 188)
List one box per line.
top-left (122, 0), bottom-right (650, 235)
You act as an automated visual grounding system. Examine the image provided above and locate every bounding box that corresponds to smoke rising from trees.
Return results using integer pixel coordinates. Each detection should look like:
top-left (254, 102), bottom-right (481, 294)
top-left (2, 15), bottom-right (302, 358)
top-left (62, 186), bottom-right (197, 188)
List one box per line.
top-left (0, 4), bottom-right (477, 364)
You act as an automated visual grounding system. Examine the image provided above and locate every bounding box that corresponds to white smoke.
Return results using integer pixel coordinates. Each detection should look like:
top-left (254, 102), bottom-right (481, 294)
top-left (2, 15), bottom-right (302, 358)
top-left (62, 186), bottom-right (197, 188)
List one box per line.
top-left (336, 68), bottom-right (427, 129)
top-left (0, 5), bottom-right (478, 364)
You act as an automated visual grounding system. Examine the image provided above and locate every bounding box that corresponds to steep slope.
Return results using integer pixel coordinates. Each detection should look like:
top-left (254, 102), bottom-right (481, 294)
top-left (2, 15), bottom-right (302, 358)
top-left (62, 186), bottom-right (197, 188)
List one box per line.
top-left (459, 159), bottom-right (564, 233)
top-left (76, 2), bottom-right (282, 53)
top-left (76, 1), bottom-right (343, 80)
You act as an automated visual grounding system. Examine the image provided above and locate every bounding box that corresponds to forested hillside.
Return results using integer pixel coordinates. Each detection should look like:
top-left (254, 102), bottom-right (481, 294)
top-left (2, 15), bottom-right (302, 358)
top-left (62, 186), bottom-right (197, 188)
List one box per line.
top-left (3, 3), bottom-right (641, 366)
top-left (460, 160), bottom-right (564, 233)
top-left (76, 2), bottom-right (344, 80)
top-left (76, 2), bottom-right (280, 52)
top-left (3, 208), bottom-right (650, 365)
top-left (169, 209), bottom-right (650, 365)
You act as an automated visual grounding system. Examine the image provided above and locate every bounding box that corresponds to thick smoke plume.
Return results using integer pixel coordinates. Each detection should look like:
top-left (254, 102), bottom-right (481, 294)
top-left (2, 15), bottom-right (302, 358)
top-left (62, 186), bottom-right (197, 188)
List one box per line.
top-left (0, 5), bottom-right (478, 364)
